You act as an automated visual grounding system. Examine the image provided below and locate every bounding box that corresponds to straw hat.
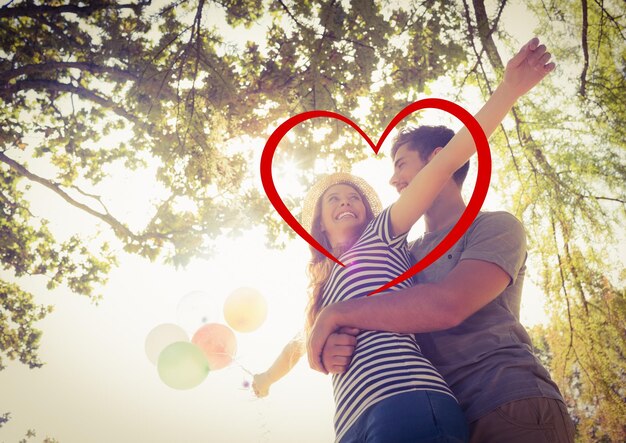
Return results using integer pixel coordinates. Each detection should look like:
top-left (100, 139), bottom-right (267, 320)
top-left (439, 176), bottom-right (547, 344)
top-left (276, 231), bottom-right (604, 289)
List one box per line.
top-left (301, 172), bottom-right (382, 233)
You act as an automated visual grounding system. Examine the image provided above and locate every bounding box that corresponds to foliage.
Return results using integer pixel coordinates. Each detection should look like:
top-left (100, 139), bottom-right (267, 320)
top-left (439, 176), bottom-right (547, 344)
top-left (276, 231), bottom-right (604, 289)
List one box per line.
top-left (17, 428), bottom-right (58, 443)
top-left (0, 0), bottom-right (465, 365)
top-left (478, 1), bottom-right (626, 440)
top-left (0, 0), bottom-right (624, 439)
top-left (0, 280), bottom-right (52, 370)
top-left (0, 412), bottom-right (9, 427)
top-left (0, 280), bottom-right (52, 430)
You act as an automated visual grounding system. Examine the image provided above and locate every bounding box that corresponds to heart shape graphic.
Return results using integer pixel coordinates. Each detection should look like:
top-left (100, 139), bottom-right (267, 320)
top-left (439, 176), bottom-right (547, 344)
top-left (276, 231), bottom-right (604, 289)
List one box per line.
top-left (260, 98), bottom-right (491, 295)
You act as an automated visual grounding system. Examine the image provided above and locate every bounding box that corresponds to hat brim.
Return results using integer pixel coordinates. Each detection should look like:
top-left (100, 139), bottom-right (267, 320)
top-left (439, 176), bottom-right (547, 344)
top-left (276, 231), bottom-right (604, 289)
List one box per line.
top-left (301, 172), bottom-right (382, 234)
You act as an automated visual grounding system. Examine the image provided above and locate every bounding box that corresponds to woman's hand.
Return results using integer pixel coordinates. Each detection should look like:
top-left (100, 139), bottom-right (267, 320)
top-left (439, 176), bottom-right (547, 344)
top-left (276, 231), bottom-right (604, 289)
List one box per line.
top-left (252, 372), bottom-right (272, 398)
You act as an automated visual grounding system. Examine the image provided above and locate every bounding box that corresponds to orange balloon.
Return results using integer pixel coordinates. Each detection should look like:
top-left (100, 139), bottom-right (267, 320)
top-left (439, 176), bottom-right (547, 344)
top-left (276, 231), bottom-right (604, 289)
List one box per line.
top-left (223, 287), bottom-right (268, 333)
top-left (191, 323), bottom-right (237, 371)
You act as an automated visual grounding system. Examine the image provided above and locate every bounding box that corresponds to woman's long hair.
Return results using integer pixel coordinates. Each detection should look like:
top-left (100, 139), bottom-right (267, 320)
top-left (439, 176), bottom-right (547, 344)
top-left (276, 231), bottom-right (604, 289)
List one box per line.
top-left (305, 185), bottom-right (376, 333)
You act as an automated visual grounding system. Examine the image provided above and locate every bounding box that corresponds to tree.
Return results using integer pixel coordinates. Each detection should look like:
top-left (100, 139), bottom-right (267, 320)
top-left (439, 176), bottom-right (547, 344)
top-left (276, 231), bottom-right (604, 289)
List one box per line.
top-left (460, 0), bottom-right (626, 440)
top-left (0, 0), bottom-right (466, 427)
top-left (0, 0), bottom-right (624, 439)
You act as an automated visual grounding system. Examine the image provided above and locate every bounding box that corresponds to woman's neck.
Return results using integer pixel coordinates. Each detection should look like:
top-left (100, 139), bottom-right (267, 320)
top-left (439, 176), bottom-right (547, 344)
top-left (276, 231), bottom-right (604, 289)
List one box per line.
top-left (329, 232), bottom-right (360, 254)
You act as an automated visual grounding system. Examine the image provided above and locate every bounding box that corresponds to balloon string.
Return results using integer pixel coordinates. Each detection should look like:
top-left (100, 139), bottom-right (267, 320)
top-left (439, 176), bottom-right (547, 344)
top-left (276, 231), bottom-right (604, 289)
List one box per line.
top-left (203, 351), bottom-right (254, 376)
top-left (231, 358), bottom-right (253, 376)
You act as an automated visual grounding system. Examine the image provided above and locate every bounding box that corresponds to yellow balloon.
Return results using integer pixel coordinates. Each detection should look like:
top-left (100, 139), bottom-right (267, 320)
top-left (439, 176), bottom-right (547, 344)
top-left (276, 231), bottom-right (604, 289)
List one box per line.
top-left (223, 287), bottom-right (268, 333)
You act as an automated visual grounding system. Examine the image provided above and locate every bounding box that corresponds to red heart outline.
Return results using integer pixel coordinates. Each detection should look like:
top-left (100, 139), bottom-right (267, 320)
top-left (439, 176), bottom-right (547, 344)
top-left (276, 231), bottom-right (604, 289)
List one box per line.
top-left (260, 98), bottom-right (491, 296)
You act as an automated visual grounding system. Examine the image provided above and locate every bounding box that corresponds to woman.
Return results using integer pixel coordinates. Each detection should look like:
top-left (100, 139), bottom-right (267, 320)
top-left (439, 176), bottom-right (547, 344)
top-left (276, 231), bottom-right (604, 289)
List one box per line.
top-left (254, 37), bottom-right (555, 442)
top-left (302, 172), bottom-right (468, 442)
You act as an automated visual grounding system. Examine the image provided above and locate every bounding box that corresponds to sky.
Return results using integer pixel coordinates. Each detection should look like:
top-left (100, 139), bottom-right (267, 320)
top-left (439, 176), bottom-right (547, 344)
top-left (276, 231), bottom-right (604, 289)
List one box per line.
top-left (0, 2), bottom-right (565, 443)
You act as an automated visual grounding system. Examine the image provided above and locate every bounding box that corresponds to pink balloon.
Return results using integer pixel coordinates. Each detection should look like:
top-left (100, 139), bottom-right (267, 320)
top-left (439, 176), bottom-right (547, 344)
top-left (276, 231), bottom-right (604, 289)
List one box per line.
top-left (191, 323), bottom-right (237, 371)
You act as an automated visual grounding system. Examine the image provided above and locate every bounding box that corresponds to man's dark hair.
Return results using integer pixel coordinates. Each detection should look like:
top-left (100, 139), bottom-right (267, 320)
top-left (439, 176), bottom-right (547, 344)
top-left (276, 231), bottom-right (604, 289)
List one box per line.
top-left (391, 125), bottom-right (470, 187)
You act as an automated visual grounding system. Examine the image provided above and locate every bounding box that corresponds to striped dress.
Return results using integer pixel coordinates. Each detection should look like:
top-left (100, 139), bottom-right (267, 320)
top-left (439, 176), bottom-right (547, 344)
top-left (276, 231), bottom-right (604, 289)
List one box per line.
top-left (320, 207), bottom-right (456, 442)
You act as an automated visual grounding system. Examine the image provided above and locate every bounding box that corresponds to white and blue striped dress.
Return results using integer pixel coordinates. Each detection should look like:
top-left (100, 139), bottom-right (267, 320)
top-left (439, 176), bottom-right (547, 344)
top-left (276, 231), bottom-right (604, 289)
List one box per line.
top-left (320, 207), bottom-right (456, 442)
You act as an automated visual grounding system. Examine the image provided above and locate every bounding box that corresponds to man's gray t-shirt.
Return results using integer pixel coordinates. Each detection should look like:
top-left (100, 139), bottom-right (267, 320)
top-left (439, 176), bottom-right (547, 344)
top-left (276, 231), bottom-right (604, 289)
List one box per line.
top-left (411, 211), bottom-right (563, 423)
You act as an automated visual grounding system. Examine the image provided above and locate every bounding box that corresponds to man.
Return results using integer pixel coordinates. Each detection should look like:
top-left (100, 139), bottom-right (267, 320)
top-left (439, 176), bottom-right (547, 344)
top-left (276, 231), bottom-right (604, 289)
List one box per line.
top-left (307, 38), bottom-right (575, 443)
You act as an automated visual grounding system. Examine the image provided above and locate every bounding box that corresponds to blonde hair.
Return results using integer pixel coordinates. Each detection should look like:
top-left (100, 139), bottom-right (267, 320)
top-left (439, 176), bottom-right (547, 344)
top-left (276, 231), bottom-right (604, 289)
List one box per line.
top-left (304, 185), bottom-right (375, 333)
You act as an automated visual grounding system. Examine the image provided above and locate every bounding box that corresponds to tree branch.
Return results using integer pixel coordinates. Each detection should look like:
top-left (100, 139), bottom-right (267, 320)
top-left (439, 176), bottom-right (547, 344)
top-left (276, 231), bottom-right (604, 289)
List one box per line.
top-left (69, 184), bottom-right (108, 214)
top-left (578, 194), bottom-right (626, 204)
top-left (580, 0), bottom-right (590, 97)
top-left (0, 62), bottom-right (138, 84)
top-left (277, 0), bottom-right (307, 29)
top-left (0, 151), bottom-right (135, 239)
top-left (455, 0), bottom-right (506, 98)
top-left (461, 0), bottom-right (494, 95)
top-left (0, 1), bottom-right (151, 19)
top-left (550, 214), bottom-right (576, 371)
top-left (276, 0), bottom-right (374, 50)
top-left (0, 152), bottom-right (174, 244)
top-left (469, 0), bottom-right (557, 177)
top-left (184, 0), bottom-right (205, 145)
top-left (471, 0), bottom-right (505, 71)
top-left (1, 79), bottom-right (139, 124)
top-left (592, 0), bottom-right (626, 40)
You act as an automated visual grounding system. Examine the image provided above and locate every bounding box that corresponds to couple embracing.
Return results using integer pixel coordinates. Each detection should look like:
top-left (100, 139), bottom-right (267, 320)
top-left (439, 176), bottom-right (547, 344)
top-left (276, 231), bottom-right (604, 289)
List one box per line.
top-left (253, 38), bottom-right (575, 443)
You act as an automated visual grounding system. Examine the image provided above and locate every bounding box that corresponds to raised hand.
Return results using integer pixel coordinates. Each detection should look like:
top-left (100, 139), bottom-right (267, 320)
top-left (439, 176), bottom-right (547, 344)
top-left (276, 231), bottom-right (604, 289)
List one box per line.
top-left (503, 37), bottom-right (555, 99)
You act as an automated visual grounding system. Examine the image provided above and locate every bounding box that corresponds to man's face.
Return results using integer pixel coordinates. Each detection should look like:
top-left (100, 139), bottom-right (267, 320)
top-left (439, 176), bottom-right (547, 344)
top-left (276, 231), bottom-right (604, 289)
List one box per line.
top-left (389, 143), bottom-right (427, 194)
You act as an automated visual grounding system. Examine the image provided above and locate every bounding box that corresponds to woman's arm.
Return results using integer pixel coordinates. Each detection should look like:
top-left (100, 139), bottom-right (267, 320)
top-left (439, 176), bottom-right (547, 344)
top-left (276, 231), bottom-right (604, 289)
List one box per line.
top-left (252, 333), bottom-right (305, 398)
top-left (390, 37), bottom-right (554, 236)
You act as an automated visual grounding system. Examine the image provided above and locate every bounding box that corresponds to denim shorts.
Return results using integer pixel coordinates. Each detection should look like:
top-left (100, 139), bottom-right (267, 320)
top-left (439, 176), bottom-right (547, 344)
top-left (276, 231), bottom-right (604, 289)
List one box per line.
top-left (339, 390), bottom-right (469, 443)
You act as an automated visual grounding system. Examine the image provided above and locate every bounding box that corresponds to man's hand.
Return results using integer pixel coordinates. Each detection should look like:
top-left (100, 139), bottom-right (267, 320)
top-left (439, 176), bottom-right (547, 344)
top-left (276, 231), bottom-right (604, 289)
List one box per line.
top-left (307, 306), bottom-right (340, 374)
top-left (321, 327), bottom-right (359, 374)
top-left (503, 37), bottom-right (555, 99)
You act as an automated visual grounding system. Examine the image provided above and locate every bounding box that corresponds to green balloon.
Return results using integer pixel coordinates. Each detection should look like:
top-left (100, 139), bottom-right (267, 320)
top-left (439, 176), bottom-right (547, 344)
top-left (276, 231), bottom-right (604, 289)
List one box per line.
top-left (157, 341), bottom-right (210, 390)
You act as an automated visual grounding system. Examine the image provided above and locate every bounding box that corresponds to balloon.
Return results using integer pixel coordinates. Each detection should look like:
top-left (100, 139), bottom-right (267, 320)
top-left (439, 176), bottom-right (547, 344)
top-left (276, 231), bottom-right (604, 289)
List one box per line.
top-left (191, 323), bottom-right (237, 370)
top-left (157, 342), bottom-right (209, 390)
top-left (145, 323), bottom-right (189, 365)
top-left (223, 287), bottom-right (268, 333)
top-left (176, 290), bottom-right (220, 334)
